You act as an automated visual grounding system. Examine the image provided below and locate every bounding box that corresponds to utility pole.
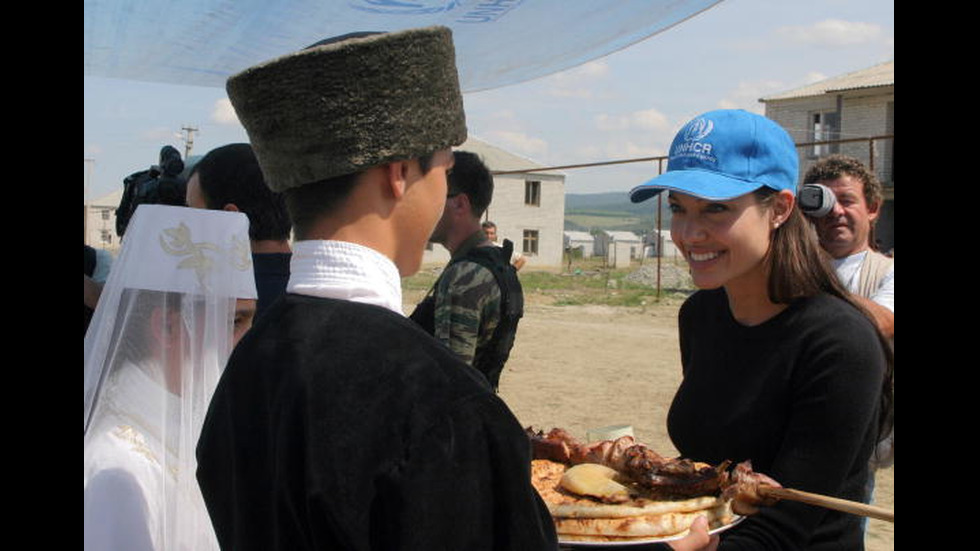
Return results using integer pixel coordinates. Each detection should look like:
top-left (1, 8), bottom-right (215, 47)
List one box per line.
top-left (180, 125), bottom-right (199, 158)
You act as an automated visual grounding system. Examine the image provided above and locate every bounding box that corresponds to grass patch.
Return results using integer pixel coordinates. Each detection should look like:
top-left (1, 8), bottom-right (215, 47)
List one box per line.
top-left (403, 256), bottom-right (693, 308)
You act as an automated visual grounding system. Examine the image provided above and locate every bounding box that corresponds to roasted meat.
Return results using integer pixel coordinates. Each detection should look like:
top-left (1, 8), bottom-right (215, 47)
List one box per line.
top-left (526, 427), bottom-right (730, 498)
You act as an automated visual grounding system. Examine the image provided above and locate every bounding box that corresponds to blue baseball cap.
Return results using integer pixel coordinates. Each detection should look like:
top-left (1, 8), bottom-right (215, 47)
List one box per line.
top-left (629, 109), bottom-right (799, 203)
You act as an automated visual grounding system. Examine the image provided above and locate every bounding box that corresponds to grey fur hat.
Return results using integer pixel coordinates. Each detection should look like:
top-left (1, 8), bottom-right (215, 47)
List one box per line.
top-left (226, 26), bottom-right (468, 192)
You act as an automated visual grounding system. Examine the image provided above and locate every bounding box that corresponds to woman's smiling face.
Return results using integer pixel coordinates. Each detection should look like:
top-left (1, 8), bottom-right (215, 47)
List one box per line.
top-left (668, 190), bottom-right (785, 295)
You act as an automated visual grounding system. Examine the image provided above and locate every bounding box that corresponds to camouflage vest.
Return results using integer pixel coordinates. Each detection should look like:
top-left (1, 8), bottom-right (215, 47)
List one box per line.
top-left (410, 239), bottom-right (524, 391)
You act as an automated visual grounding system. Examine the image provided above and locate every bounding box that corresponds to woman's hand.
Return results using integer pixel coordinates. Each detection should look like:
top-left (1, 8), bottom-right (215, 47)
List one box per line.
top-left (668, 516), bottom-right (719, 551)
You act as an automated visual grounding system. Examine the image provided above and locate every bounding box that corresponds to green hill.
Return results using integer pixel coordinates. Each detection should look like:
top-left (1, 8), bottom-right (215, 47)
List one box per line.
top-left (564, 192), bottom-right (669, 233)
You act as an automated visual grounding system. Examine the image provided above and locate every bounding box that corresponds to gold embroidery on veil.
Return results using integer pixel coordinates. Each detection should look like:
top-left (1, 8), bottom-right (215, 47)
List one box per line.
top-left (158, 222), bottom-right (252, 293)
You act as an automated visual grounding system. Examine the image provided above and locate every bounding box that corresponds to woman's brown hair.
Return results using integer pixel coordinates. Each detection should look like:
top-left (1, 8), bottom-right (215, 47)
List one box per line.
top-left (757, 187), bottom-right (894, 445)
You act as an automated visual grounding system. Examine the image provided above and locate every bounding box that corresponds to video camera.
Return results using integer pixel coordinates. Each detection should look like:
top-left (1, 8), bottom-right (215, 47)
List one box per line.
top-left (798, 183), bottom-right (836, 218)
top-left (115, 146), bottom-right (189, 237)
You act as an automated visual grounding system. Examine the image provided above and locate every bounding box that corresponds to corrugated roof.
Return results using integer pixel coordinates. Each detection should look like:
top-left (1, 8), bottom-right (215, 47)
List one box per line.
top-left (760, 60), bottom-right (894, 102)
top-left (457, 135), bottom-right (565, 177)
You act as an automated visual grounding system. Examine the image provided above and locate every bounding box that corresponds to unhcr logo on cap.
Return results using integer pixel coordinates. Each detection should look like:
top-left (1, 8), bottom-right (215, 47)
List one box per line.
top-left (671, 117), bottom-right (717, 165)
top-left (684, 117), bottom-right (714, 141)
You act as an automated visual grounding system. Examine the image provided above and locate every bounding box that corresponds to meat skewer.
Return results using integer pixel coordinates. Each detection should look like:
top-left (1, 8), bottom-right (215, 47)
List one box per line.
top-left (759, 487), bottom-right (893, 522)
top-left (723, 459), bottom-right (894, 522)
top-left (528, 427), bottom-right (895, 523)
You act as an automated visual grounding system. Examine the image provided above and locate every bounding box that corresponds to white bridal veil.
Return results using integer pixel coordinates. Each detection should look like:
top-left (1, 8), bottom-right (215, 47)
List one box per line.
top-left (83, 204), bottom-right (256, 550)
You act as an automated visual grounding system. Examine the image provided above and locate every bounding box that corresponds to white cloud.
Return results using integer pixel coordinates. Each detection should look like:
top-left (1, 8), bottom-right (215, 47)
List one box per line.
top-left (211, 97), bottom-right (240, 125)
top-left (141, 126), bottom-right (181, 142)
top-left (632, 108), bottom-right (670, 131)
top-left (595, 113), bottom-right (630, 132)
top-left (777, 19), bottom-right (883, 47)
top-left (595, 107), bottom-right (670, 132)
top-left (554, 60), bottom-right (609, 81)
top-left (717, 80), bottom-right (786, 112)
top-left (548, 87), bottom-right (595, 99)
top-left (545, 60), bottom-right (610, 99)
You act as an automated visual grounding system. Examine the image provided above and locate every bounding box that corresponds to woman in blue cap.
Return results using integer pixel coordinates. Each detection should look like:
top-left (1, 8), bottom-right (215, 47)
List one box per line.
top-left (631, 110), bottom-right (893, 550)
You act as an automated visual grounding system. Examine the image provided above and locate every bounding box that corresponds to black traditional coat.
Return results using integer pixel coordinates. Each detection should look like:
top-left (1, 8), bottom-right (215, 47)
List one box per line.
top-left (197, 294), bottom-right (557, 551)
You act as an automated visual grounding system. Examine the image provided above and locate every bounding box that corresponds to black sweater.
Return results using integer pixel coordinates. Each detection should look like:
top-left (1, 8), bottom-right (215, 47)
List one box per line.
top-left (668, 289), bottom-right (885, 550)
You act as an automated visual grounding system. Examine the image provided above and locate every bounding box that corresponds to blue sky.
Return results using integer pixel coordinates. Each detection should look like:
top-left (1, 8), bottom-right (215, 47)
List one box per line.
top-left (83, 0), bottom-right (893, 201)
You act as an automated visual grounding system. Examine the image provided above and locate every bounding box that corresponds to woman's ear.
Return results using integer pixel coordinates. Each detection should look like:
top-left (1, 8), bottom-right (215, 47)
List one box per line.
top-left (772, 189), bottom-right (795, 229)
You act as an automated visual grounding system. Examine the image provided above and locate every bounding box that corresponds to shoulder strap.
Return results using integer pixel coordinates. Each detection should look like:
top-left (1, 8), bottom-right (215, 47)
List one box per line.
top-left (857, 250), bottom-right (893, 299)
top-left (501, 238), bottom-right (514, 261)
top-left (458, 244), bottom-right (523, 318)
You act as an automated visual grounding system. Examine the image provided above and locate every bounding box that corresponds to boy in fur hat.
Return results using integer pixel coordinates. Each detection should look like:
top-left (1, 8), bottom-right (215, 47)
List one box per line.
top-left (196, 27), bottom-right (559, 550)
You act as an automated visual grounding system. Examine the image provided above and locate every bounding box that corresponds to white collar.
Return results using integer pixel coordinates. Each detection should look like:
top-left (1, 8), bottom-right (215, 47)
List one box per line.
top-left (287, 240), bottom-right (404, 315)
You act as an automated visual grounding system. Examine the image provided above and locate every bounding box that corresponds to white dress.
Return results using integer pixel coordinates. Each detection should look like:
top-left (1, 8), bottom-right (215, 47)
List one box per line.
top-left (84, 365), bottom-right (217, 551)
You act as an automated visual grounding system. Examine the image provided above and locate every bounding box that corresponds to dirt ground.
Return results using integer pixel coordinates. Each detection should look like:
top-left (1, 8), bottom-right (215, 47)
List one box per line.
top-left (405, 289), bottom-right (894, 550)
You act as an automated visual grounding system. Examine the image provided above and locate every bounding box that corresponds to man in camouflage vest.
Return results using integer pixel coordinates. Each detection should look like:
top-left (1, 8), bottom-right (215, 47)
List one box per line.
top-left (410, 151), bottom-right (524, 391)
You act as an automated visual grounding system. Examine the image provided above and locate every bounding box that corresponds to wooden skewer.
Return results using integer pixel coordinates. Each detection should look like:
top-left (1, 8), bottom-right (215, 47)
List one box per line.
top-left (758, 486), bottom-right (894, 523)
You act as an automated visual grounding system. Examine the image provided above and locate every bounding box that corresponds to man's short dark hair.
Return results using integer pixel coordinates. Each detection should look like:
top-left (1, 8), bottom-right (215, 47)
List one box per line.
top-left (448, 151), bottom-right (493, 217)
top-left (191, 143), bottom-right (292, 241)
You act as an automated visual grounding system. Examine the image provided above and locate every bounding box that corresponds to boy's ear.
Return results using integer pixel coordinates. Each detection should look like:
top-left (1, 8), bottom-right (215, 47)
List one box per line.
top-left (385, 160), bottom-right (410, 199)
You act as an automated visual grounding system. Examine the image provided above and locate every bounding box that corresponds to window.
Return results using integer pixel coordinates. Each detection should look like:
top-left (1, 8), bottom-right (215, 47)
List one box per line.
top-left (522, 230), bottom-right (539, 255)
top-left (524, 180), bottom-right (541, 206)
top-left (809, 111), bottom-right (840, 158)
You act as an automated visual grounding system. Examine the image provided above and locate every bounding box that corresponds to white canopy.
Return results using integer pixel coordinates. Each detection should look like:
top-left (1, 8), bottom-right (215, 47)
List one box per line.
top-left (84, 0), bottom-right (723, 92)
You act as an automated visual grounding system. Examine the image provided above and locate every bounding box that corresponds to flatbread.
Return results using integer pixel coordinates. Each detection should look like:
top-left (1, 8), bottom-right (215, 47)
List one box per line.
top-left (551, 495), bottom-right (724, 518)
top-left (531, 459), bottom-right (736, 540)
top-left (553, 503), bottom-right (733, 538)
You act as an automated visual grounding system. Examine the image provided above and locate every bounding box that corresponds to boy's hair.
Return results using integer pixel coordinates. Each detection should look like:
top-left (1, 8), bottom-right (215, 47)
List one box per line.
top-left (286, 152), bottom-right (436, 240)
top-left (191, 143), bottom-right (291, 241)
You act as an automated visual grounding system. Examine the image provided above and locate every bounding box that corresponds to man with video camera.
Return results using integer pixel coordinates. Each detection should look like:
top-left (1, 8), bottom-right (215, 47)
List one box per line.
top-left (115, 145), bottom-right (190, 238)
top-left (801, 155), bottom-right (893, 341)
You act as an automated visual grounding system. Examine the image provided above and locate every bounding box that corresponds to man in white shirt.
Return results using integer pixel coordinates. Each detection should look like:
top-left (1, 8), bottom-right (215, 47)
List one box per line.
top-left (804, 155), bottom-right (893, 478)
top-left (482, 220), bottom-right (527, 270)
top-left (804, 155), bottom-right (893, 340)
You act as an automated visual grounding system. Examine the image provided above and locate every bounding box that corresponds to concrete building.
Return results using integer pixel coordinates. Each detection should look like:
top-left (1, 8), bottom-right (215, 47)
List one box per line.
top-left (760, 60), bottom-right (894, 252)
top-left (642, 229), bottom-right (679, 259)
top-left (563, 231), bottom-right (595, 258)
top-left (84, 189), bottom-right (124, 255)
top-left (594, 230), bottom-right (641, 268)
